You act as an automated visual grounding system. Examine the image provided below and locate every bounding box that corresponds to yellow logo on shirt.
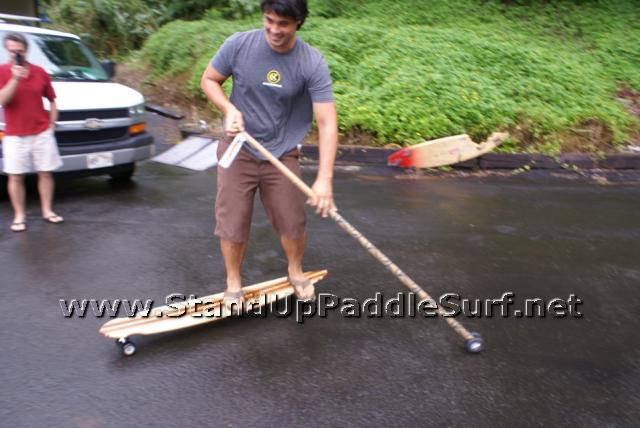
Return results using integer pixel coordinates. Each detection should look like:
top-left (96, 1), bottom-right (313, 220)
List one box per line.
top-left (266, 70), bottom-right (281, 84)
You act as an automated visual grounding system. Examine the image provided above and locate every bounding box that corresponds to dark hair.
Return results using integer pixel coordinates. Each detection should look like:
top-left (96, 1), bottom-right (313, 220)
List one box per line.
top-left (3, 32), bottom-right (28, 49)
top-left (260, 0), bottom-right (308, 29)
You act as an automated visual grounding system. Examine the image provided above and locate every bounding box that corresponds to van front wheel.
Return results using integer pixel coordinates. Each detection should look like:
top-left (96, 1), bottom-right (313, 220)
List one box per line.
top-left (109, 163), bottom-right (135, 183)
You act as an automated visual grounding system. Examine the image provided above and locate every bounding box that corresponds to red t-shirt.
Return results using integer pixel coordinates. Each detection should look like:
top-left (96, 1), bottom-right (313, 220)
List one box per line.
top-left (0, 63), bottom-right (56, 136)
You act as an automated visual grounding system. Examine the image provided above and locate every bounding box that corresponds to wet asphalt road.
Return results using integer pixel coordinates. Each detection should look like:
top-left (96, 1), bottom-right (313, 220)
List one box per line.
top-left (1, 116), bottom-right (639, 427)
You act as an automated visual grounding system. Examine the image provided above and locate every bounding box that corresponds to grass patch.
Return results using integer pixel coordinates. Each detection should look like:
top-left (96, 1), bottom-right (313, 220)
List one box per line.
top-left (139, 0), bottom-right (640, 153)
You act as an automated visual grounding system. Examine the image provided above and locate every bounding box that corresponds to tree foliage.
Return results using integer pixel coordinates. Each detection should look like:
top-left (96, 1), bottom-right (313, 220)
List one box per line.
top-left (41, 0), bottom-right (156, 56)
top-left (40, 0), bottom-right (261, 56)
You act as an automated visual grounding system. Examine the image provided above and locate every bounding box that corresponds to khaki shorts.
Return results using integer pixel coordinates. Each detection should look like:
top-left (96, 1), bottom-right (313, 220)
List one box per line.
top-left (2, 128), bottom-right (63, 174)
top-left (215, 139), bottom-right (306, 243)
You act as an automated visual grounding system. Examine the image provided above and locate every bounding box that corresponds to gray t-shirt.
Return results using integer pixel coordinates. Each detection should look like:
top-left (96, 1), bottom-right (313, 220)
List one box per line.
top-left (211, 29), bottom-right (334, 159)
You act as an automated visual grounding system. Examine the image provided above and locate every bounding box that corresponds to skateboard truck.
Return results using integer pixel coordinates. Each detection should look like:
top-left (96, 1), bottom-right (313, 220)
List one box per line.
top-left (117, 337), bottom-right (137, 356)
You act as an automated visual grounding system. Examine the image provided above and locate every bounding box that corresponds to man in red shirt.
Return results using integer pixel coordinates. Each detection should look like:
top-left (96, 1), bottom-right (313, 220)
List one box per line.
top-left (0, 33), bottom-right (63, 232)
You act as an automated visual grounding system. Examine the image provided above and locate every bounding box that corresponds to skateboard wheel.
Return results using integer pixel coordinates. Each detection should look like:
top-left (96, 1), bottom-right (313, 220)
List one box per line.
top-left (117, 338), bottom-right (136, 356)
top-left (465, 332), bottom-right (483, 353)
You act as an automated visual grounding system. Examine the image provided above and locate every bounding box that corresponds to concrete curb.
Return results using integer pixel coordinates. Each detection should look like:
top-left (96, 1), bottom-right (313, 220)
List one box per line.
top-left (300, 145), bottom-right (640, 170)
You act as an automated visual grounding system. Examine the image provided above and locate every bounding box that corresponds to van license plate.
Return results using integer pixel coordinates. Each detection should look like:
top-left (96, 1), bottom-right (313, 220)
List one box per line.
top-left (87, 152), bottom-right (114, 169)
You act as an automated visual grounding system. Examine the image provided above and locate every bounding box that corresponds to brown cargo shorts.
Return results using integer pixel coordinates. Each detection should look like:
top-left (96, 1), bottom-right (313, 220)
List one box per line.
top-left (214, 138), bottom-right (306, 243)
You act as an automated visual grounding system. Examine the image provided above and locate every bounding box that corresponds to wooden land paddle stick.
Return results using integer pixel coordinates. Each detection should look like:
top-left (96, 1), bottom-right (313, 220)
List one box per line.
top-left (237, 132), bottom-right (483, 353)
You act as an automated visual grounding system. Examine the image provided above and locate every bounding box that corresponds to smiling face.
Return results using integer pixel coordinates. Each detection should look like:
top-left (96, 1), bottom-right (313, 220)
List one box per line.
top-left (262, 10), bottom-right (299, 53)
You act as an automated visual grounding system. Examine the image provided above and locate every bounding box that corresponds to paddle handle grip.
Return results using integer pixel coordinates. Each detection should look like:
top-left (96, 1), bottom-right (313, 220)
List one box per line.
top-left (241, 132), bottom-right (474, 341)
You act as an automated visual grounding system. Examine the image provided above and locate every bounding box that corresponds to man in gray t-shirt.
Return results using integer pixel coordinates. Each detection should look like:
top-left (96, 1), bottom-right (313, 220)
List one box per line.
top-left (201, 0), bottom-right (338, 309)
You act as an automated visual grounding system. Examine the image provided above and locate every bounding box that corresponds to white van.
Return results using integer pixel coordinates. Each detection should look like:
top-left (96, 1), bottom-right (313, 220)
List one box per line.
top-left (0, 16), bottom-right (154, 181)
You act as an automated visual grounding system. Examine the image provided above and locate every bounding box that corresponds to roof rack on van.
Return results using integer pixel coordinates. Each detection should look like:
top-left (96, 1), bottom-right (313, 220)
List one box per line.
top-left (0, 13), bottom-right (44, 25)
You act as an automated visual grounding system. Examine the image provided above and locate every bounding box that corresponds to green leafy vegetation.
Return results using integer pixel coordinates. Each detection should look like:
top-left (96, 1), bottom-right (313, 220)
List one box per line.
top-left (43, 0), bottom-right (157, 56)
top-left (40, 0), bottom-right (261, 56)
top-left (46, 0), bottom-right (640, 152)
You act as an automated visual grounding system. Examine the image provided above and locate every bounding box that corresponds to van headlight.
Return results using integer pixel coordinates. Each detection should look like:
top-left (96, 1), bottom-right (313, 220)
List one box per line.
top-left (128, 103), bottom-right (146, 118)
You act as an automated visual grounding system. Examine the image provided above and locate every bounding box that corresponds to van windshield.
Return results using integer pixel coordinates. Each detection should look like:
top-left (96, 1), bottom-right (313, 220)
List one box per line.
top-left (0, 31), bottom-right (108, 81)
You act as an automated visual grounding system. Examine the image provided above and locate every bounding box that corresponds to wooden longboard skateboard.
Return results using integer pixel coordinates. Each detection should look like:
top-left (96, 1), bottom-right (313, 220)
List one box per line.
top-left (99, 270), bottom-right (328, 356)
top-left (387, 132), bottom-right (509, 169)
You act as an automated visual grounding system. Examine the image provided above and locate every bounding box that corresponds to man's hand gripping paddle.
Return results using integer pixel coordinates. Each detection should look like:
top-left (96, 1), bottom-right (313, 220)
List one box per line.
top-left (219, 132), bottom-right (484, 353)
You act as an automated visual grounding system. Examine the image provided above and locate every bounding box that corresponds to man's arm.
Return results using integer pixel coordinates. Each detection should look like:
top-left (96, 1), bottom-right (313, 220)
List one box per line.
top-left (49, 100), bottom-right (58, 128)
top-left (0, 65), bottom-right (27, 106)
top-left (310, 101), bottom-right (338, 217)
top-left (200, 63), bottom-right (243, 136)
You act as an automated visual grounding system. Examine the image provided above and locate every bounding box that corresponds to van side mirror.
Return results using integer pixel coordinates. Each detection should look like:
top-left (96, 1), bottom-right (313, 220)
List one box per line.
top-left (100, 60), bottom-right (116, 79)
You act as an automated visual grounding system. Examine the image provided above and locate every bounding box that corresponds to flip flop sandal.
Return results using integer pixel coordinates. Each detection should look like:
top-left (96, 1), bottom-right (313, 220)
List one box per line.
top-left (289, 276), bottom-right (316, 302)
top-left (223, 290), bottom-right (245, 316)
top-left (10, 222), bottom-right (27, 232)
top-left (43, 215), bottom-right (64, 224)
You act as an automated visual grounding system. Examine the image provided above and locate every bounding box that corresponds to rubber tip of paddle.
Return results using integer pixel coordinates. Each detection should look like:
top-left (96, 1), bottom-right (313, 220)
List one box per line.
top-left (465, 332), bottom-right (483, 353)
